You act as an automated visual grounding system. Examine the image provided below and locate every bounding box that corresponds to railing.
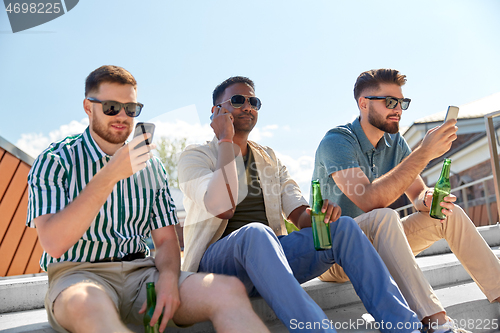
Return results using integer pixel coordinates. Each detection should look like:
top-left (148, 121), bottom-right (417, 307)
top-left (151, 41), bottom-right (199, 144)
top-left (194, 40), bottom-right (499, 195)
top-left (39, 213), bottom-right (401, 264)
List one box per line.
top-left (395, 175), bottom-right (496, 224)
top-left (396, 110), bottom-right (500, 225)
top-left (485, 110), bottom-right (500, 222)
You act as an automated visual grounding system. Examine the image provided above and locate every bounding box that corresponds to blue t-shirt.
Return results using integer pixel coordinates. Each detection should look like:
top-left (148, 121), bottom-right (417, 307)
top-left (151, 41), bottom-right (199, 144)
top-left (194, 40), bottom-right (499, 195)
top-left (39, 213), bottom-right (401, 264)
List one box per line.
top-left (312, 117), bottom-right (412, 218)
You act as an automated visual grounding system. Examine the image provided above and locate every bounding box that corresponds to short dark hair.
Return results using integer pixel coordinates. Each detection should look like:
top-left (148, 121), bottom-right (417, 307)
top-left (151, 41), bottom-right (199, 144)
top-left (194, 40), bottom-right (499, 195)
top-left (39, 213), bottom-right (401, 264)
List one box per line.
top-left (85, 65), bottom-right (137, 97)
top-left (212, 76), bottom-right (255, 106)
top-left (353, 69), bottom-right (406, 102)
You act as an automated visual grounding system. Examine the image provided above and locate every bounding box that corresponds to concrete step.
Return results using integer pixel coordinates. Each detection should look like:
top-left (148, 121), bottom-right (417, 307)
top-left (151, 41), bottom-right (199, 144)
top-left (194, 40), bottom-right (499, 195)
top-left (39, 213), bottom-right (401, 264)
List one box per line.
top-left (2, 282), bottom-right (498, 333)
top-left (1, 238), bottom-right (499, 332)
top-left (3, 246), bottom-right (498, 316)
top-left (418, 223), bottom-right (500, 257)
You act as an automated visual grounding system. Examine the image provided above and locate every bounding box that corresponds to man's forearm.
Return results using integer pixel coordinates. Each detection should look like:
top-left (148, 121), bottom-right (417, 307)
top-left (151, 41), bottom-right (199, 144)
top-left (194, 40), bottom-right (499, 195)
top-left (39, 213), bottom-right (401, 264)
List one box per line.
top-left (363, 147), bottom-right (431, 210)
top-left (154, 239), bottom-right (181, 279)
top-left (203, 142), bottom-right (239, 218)
top-left (35, 165), bottom-right (119, 258)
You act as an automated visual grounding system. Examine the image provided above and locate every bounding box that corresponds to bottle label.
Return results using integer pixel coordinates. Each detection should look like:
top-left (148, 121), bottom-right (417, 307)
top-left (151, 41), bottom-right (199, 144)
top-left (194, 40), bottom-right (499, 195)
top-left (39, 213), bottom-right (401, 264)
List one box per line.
top-left (312, 213), bottom-right (332, 250)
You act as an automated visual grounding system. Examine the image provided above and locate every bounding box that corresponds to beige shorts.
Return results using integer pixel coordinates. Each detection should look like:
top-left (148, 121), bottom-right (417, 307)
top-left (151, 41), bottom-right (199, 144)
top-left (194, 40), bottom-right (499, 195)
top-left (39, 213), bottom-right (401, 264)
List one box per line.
top-left (45, 257), bottom-right (193, 333)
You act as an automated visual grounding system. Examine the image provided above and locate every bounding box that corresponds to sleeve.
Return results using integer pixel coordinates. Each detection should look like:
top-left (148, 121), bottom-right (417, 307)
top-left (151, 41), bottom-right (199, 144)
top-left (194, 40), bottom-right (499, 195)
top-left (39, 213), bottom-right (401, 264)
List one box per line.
top-left (150, 158), bottom-right (179, 229)
top-left (26, 152), bottom-right (69, 228)
top-left (177, 146), bottom-right (214, 211)
top-left (316, 130), bottom-right (361, 177)
top-left (398, 135), bottom-right (412, 164)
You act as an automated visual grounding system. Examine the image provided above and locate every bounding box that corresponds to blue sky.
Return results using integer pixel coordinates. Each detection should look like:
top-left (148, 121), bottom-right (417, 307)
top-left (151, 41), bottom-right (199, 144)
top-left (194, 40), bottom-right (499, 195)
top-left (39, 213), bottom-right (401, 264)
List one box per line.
top-left (1, 0), bottom-right (500, 195)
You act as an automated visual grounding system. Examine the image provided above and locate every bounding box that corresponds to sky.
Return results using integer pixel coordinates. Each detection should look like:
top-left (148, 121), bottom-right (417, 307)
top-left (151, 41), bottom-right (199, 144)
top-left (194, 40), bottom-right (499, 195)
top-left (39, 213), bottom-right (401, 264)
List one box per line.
top-left (1, 0), bottom-right (500, 198)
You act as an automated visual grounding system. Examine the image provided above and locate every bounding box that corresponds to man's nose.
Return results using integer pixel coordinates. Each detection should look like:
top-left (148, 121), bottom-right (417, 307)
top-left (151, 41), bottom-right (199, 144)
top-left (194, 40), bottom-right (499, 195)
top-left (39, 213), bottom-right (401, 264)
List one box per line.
top-left (115, 106), bottom-right (129, 119)
top-left (241, 98), bottom-right (254, 112)
top-left (393, 102), bottom-right (403, 114)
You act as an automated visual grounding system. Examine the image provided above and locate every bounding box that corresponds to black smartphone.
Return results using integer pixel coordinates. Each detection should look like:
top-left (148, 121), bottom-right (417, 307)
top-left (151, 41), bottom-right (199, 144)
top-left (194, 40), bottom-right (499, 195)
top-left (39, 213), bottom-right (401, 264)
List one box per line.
top-left (133, 122), bottom-right (155, 149)
top-left (444, 106), bottom-right (459, 123)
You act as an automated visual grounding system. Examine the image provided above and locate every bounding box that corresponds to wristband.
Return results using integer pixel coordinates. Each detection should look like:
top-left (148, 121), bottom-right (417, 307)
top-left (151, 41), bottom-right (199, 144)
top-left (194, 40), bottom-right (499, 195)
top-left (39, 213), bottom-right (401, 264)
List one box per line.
top-left (218, 138), bottom-right (233, 144)
top-left (422, 189), bottom-right (430, 207)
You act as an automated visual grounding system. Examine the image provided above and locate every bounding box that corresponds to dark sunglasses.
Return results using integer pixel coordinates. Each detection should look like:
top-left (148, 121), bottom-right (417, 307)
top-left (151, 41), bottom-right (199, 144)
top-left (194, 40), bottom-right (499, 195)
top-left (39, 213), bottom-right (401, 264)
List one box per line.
top-left (364, 96), bottom-right (411, 110)
top-left (87, 97), bottom-right (144, 117)
top-left (219, 95), bottom-right (262, 111)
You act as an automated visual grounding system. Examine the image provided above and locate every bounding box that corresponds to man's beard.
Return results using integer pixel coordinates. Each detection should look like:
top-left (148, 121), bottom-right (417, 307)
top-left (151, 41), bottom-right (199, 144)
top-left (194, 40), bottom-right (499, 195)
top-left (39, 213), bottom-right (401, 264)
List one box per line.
top-left (233, 116), bottom-right (256, 133)
top-left (92, 118), bottom-right (132, 144)
top-left (368, 105), bottom-right (399, 134)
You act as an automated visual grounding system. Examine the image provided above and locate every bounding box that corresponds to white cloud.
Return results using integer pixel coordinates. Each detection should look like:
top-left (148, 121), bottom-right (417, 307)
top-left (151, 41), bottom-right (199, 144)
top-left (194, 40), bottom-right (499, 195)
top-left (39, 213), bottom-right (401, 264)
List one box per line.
top-left (275, 151), bottom-right (315, 200)
top-left (16, 118), bottom-right (89, 158)
top-left (153, 120), bottom-right (214, 145)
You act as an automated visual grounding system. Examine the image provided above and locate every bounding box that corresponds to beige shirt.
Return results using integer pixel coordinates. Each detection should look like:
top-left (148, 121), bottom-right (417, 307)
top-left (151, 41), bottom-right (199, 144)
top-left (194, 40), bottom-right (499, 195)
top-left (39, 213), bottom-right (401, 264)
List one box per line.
top-left (178, 137), bottom-right (309, 272)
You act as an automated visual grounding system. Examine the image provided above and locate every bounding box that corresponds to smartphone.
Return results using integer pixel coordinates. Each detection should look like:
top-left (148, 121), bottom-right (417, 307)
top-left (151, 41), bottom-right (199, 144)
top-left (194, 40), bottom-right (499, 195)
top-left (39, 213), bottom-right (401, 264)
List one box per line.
top-left (210, 105), bottom-right (221, 121)
top-left (444, 106), bottom-right (459, 123)
top-left (133, 122), bottom-right (155, 149)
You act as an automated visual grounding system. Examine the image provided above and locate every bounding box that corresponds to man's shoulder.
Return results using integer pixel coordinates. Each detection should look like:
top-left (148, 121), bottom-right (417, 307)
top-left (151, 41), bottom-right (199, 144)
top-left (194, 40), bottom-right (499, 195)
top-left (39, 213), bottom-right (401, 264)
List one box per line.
top-left (248, 141), bottom-right (278, 161)
top-left (34, 132), bottom-right (84, 163)
top-left (320, 122), bottom-right (358, 146)
top-left (326, 122), bottom-right (356, 137)
top-left (181, 140), bottom-right (215, 157)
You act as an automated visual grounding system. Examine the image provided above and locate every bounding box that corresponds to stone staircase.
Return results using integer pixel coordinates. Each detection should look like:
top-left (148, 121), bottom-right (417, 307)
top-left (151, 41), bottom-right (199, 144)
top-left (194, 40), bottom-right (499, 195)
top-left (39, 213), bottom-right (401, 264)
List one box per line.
top-left (1, 224), bottom-right (500, 333)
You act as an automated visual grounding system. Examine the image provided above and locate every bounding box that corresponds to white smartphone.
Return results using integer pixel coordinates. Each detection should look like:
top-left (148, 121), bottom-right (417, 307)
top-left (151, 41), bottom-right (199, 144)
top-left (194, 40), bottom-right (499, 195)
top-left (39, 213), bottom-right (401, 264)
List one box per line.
top-left (133, 122), bottom-right (155, 149)
top-left (444, 106), bottom-right (459, 123)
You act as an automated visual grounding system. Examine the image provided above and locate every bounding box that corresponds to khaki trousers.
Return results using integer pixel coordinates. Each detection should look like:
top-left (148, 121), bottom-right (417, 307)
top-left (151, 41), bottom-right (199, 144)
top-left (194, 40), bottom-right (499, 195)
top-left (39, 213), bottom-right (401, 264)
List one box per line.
top-left (319, 206), bottom-right (500, 320)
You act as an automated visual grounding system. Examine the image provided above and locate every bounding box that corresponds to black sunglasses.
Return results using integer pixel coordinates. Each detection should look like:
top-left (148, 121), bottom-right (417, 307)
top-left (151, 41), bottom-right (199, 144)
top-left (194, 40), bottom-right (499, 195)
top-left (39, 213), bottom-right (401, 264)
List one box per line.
top-left (87, 97), bottom-right (144, 117)
top-left (219, 95), bottom-right (262, 111)
top-left (364, 96), bottom-right (411, 110)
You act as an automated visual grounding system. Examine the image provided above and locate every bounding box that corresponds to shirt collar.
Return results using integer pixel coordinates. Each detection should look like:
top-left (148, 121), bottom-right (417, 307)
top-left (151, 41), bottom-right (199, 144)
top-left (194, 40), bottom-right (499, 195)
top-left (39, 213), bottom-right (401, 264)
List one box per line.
top-left (82, 127), bottom-right (108, 162)
top-left (352, 117), bottom-right (394, 153)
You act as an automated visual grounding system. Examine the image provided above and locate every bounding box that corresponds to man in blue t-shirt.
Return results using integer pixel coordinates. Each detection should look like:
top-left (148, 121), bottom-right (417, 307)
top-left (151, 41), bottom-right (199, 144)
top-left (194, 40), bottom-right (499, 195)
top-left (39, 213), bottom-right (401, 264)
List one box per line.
top-left (313, 68), bottom-right (500, 333)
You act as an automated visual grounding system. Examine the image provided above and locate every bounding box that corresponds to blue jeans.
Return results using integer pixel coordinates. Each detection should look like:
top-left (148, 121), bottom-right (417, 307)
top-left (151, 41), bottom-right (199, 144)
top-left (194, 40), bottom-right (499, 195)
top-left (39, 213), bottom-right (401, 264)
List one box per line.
top-left (198, 218), bottom-right (420, 332)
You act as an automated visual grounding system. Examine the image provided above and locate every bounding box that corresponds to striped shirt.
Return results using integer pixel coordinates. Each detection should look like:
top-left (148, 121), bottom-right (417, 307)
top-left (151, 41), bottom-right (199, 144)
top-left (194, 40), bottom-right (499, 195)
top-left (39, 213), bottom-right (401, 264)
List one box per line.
top-left (26, 127), bottom-right (178, 271)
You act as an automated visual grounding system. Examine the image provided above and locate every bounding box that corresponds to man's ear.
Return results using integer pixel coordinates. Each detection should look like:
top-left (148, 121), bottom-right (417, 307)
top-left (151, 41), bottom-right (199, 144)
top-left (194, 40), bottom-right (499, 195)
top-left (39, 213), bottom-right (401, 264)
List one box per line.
top-left (358, 96), bottom-right (368, 112)
top-left (83, 98), bottom-right (92, 117)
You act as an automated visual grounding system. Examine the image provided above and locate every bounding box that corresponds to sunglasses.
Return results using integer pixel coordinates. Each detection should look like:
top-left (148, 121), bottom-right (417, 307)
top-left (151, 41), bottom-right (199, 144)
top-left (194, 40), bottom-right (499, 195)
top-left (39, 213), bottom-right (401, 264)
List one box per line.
top-left (364, 96), bottom-right (411, 110)
top-left (87, 97), bottom-right (144, 117)
top-left (219, 95), bottom-right (262, 111)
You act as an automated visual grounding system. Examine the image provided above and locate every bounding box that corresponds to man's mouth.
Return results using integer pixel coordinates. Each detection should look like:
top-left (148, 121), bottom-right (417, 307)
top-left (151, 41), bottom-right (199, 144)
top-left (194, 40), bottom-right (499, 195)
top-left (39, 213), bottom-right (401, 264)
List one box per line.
top-left (110, 123), bottom-right (129, 130)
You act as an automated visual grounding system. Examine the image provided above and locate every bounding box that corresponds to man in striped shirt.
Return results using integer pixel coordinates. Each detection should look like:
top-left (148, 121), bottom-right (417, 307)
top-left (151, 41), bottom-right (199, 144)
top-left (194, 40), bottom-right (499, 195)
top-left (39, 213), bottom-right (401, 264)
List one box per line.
top-left (26, 65), bottom-right (268, 333)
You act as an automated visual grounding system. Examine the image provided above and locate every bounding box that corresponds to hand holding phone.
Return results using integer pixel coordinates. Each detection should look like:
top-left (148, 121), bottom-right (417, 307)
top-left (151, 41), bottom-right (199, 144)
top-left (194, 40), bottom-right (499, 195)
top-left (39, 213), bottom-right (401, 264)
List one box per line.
top-left (133, 122), bottom-right (155, 149)
top-left (444, 106), bottom-right (459, 123)
top-left (210, 105), bottom-right (221, 121)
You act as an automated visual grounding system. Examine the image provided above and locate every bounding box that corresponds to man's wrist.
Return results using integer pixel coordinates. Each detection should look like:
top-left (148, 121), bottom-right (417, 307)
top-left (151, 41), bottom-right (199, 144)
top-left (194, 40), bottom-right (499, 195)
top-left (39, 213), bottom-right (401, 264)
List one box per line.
top-left (218, 138), bottom-right (233, 144)
top-left (422, 189), bottom-right (430, 207)
top-left (97, 163), bottom-right (121, 188)
top-left (413, 145), bottom-right (433, 164)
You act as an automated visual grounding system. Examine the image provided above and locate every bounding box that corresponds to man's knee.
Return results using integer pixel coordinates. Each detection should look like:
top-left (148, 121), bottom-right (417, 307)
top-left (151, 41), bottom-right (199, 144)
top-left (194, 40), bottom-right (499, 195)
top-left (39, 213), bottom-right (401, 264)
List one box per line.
top-left (207, 275), bottom-right (249, 306)
top-left (447, 204), bottom-right (473, 225)
top-left (333, 216), bottom-right (361, 234)
top-left (369, 208), bottom-right (402, 233)
top-left (54, 283), bottom-right (114, 319)
top-left (239, 223), bottom-right (276, 242)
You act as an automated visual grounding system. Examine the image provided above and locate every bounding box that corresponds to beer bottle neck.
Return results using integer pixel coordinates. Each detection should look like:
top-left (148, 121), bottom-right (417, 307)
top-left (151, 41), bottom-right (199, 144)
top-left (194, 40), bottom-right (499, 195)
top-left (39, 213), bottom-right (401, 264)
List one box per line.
top-left (146, 284), bottom-right (156, 307)
top-left (439, 162), bottom-right (451, 180)
top-left (312, 184), bottom-right (323, 212)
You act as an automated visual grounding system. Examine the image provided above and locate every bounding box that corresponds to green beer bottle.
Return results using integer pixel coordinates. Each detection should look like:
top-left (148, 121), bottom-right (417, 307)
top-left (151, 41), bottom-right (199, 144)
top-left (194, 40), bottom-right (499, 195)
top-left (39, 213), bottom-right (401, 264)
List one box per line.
top-left (143, 282), bottom-right (162, 333)
top-left (430, 158), bottom-right (452, 220)
top-left (311, 180), bottom-right (332, 250)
